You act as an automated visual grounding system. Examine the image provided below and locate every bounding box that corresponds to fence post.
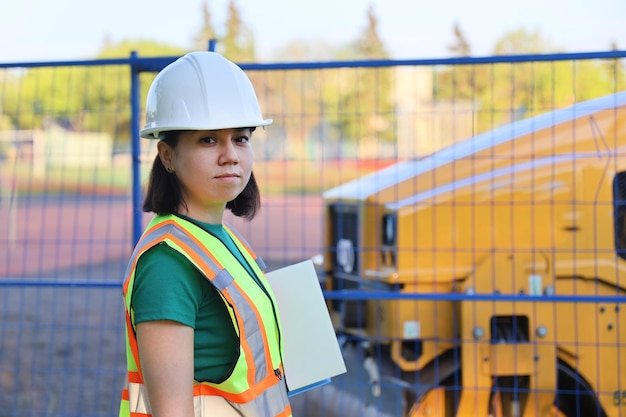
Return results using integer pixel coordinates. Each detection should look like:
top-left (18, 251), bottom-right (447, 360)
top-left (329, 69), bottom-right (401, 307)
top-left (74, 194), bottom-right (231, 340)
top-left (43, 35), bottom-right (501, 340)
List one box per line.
top-left (1, 147), bottom-right (17, 249)
top-left (130, 51), bottom-right (143, 246)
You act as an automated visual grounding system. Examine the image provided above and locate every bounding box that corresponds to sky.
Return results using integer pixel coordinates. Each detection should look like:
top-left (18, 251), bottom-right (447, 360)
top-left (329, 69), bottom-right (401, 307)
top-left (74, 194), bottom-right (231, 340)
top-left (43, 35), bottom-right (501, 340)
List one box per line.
top-left (0, 0), bottom-right (625, 63)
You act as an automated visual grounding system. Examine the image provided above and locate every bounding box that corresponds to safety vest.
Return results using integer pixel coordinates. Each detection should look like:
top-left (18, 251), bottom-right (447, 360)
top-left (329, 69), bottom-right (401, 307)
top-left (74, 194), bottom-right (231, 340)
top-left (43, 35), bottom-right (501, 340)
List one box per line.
top-left (119, 214), bottom-right (292, 417)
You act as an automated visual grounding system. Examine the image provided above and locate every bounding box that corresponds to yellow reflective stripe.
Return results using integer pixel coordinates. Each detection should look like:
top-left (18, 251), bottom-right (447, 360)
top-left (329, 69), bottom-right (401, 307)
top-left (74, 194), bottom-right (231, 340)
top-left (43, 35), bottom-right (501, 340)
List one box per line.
top-left (223, 223), bottom-right (266, 271)
top-left (224, 226), bottom-right (284, 372)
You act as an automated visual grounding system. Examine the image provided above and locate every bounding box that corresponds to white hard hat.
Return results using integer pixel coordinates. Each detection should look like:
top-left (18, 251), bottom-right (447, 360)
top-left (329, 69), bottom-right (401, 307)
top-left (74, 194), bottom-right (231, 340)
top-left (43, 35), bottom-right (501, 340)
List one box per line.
top-left (141, 51), bottom-right (272, 139)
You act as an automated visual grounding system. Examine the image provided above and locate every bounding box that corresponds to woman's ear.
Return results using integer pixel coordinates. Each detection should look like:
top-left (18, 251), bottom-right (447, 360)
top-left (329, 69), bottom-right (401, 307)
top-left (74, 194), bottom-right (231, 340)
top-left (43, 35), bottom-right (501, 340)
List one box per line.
top-left (157, 141), bottom-right (173, 170)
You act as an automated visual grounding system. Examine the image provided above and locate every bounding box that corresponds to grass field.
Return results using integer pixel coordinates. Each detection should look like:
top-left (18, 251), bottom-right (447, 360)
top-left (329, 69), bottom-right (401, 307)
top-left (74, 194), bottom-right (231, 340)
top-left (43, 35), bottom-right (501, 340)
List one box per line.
top-left (0, 158), bottom-right (397, 197)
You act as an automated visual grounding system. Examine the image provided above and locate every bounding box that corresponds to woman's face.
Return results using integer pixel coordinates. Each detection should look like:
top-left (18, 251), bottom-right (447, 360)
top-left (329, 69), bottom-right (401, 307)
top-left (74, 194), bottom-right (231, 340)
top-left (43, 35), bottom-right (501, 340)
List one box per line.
top-left (158, 128), bottom-right (254, 222)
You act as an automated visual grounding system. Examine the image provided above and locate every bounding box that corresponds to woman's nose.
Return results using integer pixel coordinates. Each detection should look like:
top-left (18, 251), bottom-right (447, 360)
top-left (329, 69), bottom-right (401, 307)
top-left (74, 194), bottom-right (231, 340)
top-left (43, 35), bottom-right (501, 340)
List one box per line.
top-left (219, 141), bottom-right (239, 164)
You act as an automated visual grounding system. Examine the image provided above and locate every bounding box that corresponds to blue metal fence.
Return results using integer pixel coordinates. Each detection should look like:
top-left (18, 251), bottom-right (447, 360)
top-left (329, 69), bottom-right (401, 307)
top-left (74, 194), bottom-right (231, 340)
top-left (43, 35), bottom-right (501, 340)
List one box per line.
top-left (1, 50), bottom-right (625, 417)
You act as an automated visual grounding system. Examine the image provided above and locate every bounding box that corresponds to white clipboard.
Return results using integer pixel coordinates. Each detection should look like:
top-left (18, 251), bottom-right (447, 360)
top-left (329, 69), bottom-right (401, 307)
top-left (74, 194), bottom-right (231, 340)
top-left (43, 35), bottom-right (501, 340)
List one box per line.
top-left (265, 259), bottom-right (347, 396)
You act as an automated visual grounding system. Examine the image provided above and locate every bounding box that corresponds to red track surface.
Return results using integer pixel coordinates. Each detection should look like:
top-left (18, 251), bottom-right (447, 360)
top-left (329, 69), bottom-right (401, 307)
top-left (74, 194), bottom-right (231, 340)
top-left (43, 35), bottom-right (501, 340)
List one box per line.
top-left (0, 195), bottom-right (323, 277)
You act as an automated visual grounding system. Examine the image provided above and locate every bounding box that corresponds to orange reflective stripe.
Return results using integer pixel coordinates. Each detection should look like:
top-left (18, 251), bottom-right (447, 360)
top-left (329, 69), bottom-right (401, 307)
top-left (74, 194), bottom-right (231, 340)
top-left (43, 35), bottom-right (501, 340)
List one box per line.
top-left (122, 215), bottom-right (291, 417)
top-left (221, 226), bottom-right (277, 382)
top-left (141, 217), bottom-right (177, 239)
top-left (124, 218), bottom-right (258, 389)
top-left (122, 264), bottom-right (134, 296)
top-left (163, 234), bottom-right (220, 280)
top-left (194, 383), bottom-right (256, 403)
top-left (125, 313), bottom-right (142, 377)
top-left (277, 404), bottom-right (293, 417)
top-left (223, 224), bottom-right (268, 273)
top-left (128, 371), bottom-right (143, 384)
top-left (194, 371), bottom-right (281, 403)
top-left (168, 219), bottom-right (226, 270)
top-left (122, 220), bottom-right (179, 297)
top-left (124, 218), bottom-right (173, 286)
top-left (152, 218), bottom-right (227, 274)
top-left (169, 224), bottom-right (263, 385)
top-left (122, 240), bottom-right (153, 296)
top-left (223, 224), bottom-right (258, 260)
top-left (251, 372), bottom-right (285, 397)
top-left (158, 231), bottom-right (262, 385)
top-left (124, 218), bottom-right (225, 294)
top-left (231, 279), bottom-right (275, 383)
top-left (210, 285), bottom-right (257, 385)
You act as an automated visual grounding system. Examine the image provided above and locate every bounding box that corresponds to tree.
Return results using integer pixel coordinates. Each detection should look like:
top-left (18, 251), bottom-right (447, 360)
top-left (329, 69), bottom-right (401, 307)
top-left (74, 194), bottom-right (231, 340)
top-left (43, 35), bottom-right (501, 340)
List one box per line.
top-left (189, 0), bottom-right (254, 61)
top-left (604, 41), bottom-right (626, 92)
top-left (0, 111), bottom-right (12, 130)
top-left (435, 27), bottom-right (624, 133)
top-left (92, 41), bottom-right (188, 145)
top-left (221, 0), bottom-right (255, 62)
top-left (329, 5), bottom-right (395, 146)
top-left (436, 22), bottom-right (486, 105)
top-left (0, 72), bottom-right (18, 129)
top-left (493, 27), bottom-right (548, 55)
top-left (194, 1), bottom-right (217, 52)
top-left (261, 40), bottom-right (342, 158)
top-left (355, 5), bottom-right (388, 59)
top-left (3, 40), bottom-right (187, 150)
top-left (448, 22), bottom-right (471, 57)
top-left (487, 28), bottom-right (615, 126)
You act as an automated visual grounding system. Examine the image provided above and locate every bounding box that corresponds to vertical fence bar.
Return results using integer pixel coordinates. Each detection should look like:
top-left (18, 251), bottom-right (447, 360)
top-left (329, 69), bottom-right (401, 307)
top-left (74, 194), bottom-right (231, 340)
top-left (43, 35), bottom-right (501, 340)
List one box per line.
top-left (129, 51), bottom-right (143, 246)
top-left (0, 50), bottom-right (625, 417)
top-left (208, 38), bottom-right (217, 52)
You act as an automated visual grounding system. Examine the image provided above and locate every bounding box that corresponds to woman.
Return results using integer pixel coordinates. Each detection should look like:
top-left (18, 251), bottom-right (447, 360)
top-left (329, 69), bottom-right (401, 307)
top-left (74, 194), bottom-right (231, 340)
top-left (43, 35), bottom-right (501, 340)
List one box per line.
top-left (119, 52), bottom-right (291, 417)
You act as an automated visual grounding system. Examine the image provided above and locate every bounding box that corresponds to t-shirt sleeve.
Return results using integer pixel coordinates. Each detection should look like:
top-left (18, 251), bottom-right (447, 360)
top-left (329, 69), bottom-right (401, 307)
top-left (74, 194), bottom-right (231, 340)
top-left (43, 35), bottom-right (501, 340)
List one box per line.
top-left (131, 243), bottom-right (206, 328)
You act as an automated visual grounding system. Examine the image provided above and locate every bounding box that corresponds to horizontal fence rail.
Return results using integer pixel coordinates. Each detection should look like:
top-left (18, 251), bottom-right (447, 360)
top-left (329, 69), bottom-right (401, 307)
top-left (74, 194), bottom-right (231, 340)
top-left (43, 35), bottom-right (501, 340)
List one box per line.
top-left (1, 50), bottom-right (625, 417)
top-left (0, 280), bottom-right (624, 303)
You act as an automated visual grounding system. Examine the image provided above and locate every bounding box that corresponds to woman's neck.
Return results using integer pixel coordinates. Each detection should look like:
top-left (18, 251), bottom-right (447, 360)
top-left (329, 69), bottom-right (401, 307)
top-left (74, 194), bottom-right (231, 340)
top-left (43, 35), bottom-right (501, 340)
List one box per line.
top-left (177, 204), bottom-right (224, 225)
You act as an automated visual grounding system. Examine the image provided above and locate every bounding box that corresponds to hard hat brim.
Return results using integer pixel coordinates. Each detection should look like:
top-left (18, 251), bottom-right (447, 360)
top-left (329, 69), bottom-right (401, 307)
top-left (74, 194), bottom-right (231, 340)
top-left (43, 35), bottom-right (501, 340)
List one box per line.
top-left (140, 118), bottom-right (273, 140)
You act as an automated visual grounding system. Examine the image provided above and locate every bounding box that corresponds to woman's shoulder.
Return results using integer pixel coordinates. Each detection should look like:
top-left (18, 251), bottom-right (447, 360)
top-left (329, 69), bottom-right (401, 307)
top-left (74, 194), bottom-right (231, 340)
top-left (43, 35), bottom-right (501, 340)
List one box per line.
top-left (132, 243), bottom-right (217, 326)
top-left (139, 241), bottom-right (186, 263)
top-left (135, 243), bottom-right (204, 291)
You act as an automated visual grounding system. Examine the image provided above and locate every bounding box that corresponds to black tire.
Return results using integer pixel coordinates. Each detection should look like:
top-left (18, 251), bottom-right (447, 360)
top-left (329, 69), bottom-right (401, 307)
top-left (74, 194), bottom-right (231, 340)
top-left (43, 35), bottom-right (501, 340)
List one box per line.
top-left (555, 359), bottom-right (607, 417)
top-left (402, 352), bottom-right (608, 417)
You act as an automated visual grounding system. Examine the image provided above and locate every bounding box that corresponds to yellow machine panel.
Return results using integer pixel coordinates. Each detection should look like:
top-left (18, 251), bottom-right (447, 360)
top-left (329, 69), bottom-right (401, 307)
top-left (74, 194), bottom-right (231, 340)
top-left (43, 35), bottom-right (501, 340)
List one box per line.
top-left (324, 92), bottom-right (626, 416)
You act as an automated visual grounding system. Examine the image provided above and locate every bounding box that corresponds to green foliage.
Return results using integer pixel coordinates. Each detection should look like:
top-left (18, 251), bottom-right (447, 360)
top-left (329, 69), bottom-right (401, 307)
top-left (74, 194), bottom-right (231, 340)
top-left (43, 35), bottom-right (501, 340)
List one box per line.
top-left (448, 22), bottom-right (471, 56)
top-left (252, 6), bottom-right (397, 156)
top-left (193, 2), bottom-right (217, 52)
top-left (0, 99), bottom-right (14, 157)
top-left (2, 41), bottom-right (187, 148)
top-left (217, 0), bottom-right (256, 62)
top-left (436, 26), bottom-right (626, 133)
top-left (96, 40), bottom-right (187, 58)
top-left (2, 3), bottom-right (622, 163)
top-left (355, 6), bottom-right (389, 58)
top-left (326, 6), bottom-right (395, 144)
top-left (0, 72), bottom-right (18, 130)
top-left (91, 41), bottom-right (188, 145)
top-left (0, 112), bottom-right (12, 130)
top-left (493, 28), bottom-right (552, 55)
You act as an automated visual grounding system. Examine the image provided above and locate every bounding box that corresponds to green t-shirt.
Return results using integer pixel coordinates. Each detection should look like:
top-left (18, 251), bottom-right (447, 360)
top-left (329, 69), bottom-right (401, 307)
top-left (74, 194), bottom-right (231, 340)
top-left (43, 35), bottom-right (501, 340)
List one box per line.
top-left (131, 218), bottom-right (257, 382)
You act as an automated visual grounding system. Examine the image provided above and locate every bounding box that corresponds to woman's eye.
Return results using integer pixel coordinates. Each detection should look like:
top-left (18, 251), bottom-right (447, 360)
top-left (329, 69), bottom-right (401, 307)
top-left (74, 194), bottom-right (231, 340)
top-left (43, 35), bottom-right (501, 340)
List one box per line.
top-left (200, 137), bottom-right (215, 144)
top-left (236, 136), bottom-right (250, 143)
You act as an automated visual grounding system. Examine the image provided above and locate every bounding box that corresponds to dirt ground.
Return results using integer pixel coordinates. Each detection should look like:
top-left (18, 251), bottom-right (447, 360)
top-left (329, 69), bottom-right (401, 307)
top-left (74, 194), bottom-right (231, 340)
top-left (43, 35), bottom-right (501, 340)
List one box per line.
top-left (0, 195), bottom-right (402, 417)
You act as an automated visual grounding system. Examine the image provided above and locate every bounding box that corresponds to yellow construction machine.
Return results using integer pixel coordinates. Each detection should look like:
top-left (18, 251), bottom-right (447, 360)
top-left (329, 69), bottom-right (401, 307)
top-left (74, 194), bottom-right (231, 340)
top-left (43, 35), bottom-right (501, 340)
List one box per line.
top-left (323, 91), bottom-right (626, 416)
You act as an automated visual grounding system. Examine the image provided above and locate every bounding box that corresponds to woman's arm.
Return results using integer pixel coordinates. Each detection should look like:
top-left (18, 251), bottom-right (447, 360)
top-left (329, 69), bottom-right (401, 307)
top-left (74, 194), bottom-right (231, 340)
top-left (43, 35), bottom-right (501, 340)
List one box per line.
top-left (136, 320), bottom-right (195, 417)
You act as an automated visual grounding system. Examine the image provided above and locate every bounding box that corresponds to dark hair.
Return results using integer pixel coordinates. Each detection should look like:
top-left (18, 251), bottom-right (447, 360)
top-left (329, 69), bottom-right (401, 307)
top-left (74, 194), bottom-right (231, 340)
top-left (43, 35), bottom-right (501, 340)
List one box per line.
top-left (142, 130), bottom-right (261, 220)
